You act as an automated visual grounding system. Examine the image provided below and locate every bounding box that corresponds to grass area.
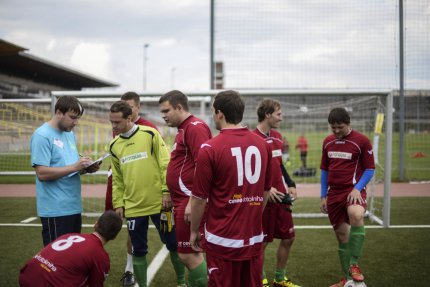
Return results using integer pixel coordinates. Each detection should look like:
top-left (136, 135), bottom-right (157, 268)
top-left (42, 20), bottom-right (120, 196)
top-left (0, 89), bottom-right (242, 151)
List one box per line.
top-left (1, 197), bottom-right (429, 286)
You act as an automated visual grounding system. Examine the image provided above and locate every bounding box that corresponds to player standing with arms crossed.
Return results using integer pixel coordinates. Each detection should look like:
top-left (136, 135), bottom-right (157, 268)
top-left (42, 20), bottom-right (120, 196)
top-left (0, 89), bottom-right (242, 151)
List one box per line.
top-left (190, 90), bottom-right (272, 287)
top-left (320, 107), bottom-right (375, 287)
top-left (254, 99), bottom-right (301, 287)
top-left (159, 90), bottom-right (212, 287)
top-left (105, 91), bottom-right (184, 286)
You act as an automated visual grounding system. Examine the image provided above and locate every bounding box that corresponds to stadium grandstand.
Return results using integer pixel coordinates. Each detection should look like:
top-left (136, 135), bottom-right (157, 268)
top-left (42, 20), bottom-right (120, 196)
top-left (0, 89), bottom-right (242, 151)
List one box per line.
top-left (0, 38), bottom-right (117, 99)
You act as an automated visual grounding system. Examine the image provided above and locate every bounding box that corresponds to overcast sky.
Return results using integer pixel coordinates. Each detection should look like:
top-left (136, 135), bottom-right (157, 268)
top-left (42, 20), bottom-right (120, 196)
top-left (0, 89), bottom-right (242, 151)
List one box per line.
top-left (0, 0), bottom-right (210, 91)
top-left (0, 0), bottom-right (428, 92)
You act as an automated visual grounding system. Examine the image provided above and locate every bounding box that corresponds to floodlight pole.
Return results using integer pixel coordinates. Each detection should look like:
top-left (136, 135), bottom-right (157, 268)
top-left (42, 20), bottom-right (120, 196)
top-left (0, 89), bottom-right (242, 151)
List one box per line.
top-left (210, 0), bottom-right (215, 89)
top-left (143, 43), bottom-right (150, 91)
top-left (398, 0), bottom-right (405, 180)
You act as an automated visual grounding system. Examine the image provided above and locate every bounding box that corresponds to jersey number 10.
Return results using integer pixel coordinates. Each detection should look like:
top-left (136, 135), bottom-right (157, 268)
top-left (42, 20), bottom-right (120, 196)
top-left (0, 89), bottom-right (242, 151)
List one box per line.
top-left (231, 146), bottom-right (261, 186)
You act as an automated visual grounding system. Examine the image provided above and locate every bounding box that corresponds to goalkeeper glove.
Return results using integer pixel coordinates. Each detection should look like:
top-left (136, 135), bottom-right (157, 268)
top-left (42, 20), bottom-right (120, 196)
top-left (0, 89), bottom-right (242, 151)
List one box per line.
top-left (160, 210), bottom-right (175, 233)
top-left (280, 193), bottom-right (295, 212)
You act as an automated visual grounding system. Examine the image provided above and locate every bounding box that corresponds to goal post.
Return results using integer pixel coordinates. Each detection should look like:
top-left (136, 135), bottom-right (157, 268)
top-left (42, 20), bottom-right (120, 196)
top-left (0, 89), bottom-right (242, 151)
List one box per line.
top-left (0, 90), bottom-right (393, 226)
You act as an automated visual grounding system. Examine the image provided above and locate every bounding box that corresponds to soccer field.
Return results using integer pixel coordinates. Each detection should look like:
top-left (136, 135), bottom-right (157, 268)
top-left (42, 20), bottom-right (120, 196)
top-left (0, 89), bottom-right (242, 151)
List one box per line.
top-left (1, 197), bottom-right (430, 287)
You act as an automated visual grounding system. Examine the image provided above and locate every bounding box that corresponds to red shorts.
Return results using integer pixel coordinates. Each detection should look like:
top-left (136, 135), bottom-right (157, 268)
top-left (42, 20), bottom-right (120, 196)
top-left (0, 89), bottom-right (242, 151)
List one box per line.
top-left (105, 173), bottom-right (113, 211)
top-left (174, 206), bottom-right (206, 253)
top-left (262, 202), bottom-right (295, 242)
top-left (327, 190), bottom-right (367, 230)
top-left (206, 252), bottom-right (263, 287)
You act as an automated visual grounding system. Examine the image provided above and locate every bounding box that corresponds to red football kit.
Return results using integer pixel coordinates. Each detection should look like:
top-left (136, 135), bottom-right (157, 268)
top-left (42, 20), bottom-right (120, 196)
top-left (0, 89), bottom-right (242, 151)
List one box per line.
top-left (166, 115), bottom-right (211, 252)
top-left (320, 130), bottom-right (375, 228)
top-left (166, 115), bottom-right (212, 209)
top-left (193, 127), bottom-right (272, 286)
top-left (253, 128), bottom-right (295, 241)
top-left (19, 233), bottom-right (110, 287)
top-left (105, 117), bottom-right (157, 210)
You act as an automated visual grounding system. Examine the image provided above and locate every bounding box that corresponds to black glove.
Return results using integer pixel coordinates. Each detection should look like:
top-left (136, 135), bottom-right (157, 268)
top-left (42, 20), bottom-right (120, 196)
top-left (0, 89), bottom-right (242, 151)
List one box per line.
top-left (280, 193), bottom-right (295, 212)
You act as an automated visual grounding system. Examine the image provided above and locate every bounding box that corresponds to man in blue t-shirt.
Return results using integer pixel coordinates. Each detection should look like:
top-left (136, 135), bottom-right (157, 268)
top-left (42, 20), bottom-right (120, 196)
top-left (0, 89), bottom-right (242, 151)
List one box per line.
top-left (30, 96), bottom-right (100, 246)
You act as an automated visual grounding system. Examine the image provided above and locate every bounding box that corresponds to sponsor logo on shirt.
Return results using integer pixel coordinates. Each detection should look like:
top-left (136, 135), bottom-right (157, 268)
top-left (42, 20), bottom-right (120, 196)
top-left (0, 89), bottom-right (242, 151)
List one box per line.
top-left (272, 149), bottom-right (282, 158)
top-left (328, 151), bottom-right (352, 159)
top-left (121, 152), bottom-right (148, 164)
top-left (191, 121), bottom-right (203, 126)
top-left (34, 254), bottom-right (57, 272)
top-left (178, 241), bottom-right (191, 248)
top-left (367, 149), bottom-right (373, 155)
top-left (228, 193), bottom-right (263, 206)
top-left (335, 140), bottom-right (345, 144)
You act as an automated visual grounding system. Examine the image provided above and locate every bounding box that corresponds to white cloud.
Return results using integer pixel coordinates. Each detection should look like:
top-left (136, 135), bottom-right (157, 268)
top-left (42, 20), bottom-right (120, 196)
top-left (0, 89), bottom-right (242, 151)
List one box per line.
top-left (70, 43), bottom-right (113, 80)
top-left (46, 39), bottom-right (56, 51)
top-left (290, 47), bottom-right (338, 64)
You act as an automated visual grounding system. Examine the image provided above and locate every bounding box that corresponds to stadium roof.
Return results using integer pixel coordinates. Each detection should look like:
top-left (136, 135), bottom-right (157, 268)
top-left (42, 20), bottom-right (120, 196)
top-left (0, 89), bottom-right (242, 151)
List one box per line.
top-left (0, 39), bottom-right (118, 89)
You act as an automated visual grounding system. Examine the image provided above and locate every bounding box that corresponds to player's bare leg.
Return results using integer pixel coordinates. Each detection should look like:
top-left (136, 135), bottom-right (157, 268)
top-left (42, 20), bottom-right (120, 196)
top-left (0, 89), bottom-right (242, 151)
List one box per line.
top-left (273, 238), bottom-right (301, 287)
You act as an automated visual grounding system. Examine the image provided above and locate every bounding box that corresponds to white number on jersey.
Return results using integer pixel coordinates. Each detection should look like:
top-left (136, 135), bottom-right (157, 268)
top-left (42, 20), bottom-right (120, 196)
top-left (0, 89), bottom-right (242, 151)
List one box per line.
top-left (231, 146), bottom-right (262, 186)
top-left (52, 235), bottom-right (85, 251)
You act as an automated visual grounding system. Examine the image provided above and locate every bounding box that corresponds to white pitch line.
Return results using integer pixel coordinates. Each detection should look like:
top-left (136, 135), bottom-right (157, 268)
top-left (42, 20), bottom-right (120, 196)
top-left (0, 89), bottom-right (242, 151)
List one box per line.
top-left (147, 245), bottom-right (169, 285)
top-left (1, 223), bottom-right (430, 229)
top-left (20, 217), bottom-right (38, 223)
top-left (0, 223), bottom-right (157, 228)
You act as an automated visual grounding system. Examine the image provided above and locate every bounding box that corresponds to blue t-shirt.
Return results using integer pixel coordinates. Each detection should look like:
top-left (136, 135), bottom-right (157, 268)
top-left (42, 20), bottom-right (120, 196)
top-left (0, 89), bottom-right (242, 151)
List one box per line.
top-left (30, 123), bottom-right (82, 217)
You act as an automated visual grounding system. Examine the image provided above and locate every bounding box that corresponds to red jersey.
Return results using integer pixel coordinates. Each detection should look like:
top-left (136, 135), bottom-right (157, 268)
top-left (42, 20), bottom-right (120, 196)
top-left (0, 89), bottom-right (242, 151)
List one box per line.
top-left (296, 136), bottom-right (308, 152)
top-left (253, 128), bottom-right (286, 193)
top-left (19, 233), bottom-right (110, 287)
top-left (320, 130), bottom-right (375, 193)
top-left (192, 127), bottom-right (272, 260)
top-left (135, 117), bottom-right (158, 130)
top-left (166, 115), bottom-right (212, 208)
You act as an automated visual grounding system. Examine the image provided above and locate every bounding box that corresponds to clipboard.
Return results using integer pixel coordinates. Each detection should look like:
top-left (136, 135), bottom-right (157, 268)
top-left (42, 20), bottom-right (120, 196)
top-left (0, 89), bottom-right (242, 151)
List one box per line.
top-left (87, 153), bottom-right (110, 168)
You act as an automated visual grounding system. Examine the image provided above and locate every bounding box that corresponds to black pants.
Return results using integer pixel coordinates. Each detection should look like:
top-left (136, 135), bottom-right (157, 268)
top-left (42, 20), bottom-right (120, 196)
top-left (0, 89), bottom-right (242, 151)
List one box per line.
top-left (40, 214), bottom-right (82, 246)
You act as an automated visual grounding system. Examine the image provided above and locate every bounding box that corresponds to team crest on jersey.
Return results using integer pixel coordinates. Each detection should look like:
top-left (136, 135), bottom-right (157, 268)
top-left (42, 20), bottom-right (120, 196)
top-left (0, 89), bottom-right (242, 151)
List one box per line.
top-left (121, 152), bottom-right (148, 164)
top-left (328, 151), bottom-right (352, 159)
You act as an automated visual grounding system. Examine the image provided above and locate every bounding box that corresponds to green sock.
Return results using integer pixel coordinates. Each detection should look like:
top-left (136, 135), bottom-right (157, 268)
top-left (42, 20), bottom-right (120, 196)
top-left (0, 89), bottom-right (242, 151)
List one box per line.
top-left (275, 269), bottom-right (285, 282)
top-left (188, 260), bottom-right (208, 287)
top-left (169, 251), bottom-right (186, 285)
top-left (262, 269), bottom-right (267, 281)
top-left (338, 242), bottom-right (350, 279)
top-left (349, 225), bottom-right (365, 265)
top-left (133, 255), bottom-right (148, 287)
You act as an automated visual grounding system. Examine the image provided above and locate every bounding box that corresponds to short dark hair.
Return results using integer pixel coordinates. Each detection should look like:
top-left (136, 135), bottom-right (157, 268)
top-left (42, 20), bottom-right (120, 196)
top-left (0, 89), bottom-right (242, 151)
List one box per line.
top-left (213, 90), bottom-right (244, 124)
top-left (159, 90), bottom-right (189, 111)
top-left (55, 96), bottom-right (84, 116)
top-left (110, 101), bottom-right (132, 119)
top-left (328, 107), bottom-right (351, 125)
top-left (256, 98), bottom-right (281, 122)
top-left (95, 210), bottom-right (123, 241)
top-left (121, 91), bottom-right (140, 106)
